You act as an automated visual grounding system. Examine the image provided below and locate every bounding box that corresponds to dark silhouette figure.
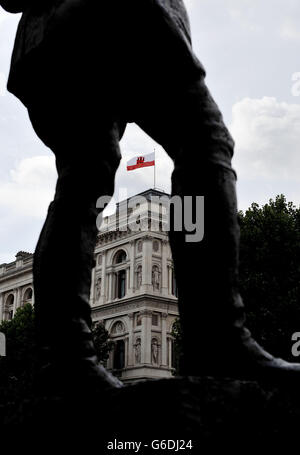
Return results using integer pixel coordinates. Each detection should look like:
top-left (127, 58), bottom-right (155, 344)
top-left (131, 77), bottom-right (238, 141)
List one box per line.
top-left (2, 0), bottom-right (300, 397)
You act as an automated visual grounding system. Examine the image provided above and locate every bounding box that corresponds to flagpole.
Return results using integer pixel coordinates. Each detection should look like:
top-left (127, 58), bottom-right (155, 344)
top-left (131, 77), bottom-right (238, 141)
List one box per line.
top-left (154, 149), bottom-right (156, 189)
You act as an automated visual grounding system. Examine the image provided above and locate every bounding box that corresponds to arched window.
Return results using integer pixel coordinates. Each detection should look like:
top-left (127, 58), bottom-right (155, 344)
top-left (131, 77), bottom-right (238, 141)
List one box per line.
top-left (111, 321), bottom-right (125, 335)
top-left (23, 287), bottom-right (33, 303)
top-left (112, 250), bottom-right (127, 300)
top-left (110, 321), bottom-right (126, 371)
top-left (114, 250), bottom-right (127, 264)
top-left (5, 294), bottom-right (14, 321)
top-left (113, 340), bottom-right (125, 370)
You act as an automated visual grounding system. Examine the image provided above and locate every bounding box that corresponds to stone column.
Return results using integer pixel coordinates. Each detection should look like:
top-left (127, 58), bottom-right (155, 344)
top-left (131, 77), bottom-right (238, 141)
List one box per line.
top-left (18, 287), bottom-right (23, 308)
top-left (107, 272), bottom-right (113, 301)
top-left (161, 239), bottom-right (168, 296)
top-left (129, 241), bottom-right (135, 293)
top-left (161, 313), bottom-right (168, 366)
top-left (0, 293), bottom-right (4, 322)
top-left (168, 337), bottom-right (173, 368)
top-left (13, 289), bottom-right (18, 314)
top-left (90, 265), bottom-right (96, 306)
top-left (141, 310), bottom-right (152, 364)
top-left (14, 288), bottom-right (19, 309)
top-left (142, 236), bottom-right (153, 293)
top-left (168, 266), bottom-right (173, 295)
top-left (127, 313), bottom-right (134, 366)
top-left (100, 251), bottom-right (106, 303)
top-left (125, 336), bottom-right (129, 368)
top-left (126, 267), bottom-right (130, 295)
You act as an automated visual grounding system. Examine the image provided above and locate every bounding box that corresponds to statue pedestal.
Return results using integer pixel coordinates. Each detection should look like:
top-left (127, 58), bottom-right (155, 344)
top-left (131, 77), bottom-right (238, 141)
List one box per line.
top-left (4, 376), bottom-right (300, 450)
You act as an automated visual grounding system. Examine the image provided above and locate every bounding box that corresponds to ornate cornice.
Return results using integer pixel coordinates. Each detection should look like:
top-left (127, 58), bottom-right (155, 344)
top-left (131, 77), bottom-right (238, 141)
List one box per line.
top-left (96, 228), bottom-right (168, 247)
top-left (91, 295), bottom-right (178, 319)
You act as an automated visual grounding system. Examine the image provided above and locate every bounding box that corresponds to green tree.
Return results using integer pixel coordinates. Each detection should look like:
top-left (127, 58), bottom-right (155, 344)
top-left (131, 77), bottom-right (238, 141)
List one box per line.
top-left (91, 321), bottom-right (114, 364)
top-left (0, 304), bottom-right (36, 406)
top-left (239, 194), bottom-right (300, 361)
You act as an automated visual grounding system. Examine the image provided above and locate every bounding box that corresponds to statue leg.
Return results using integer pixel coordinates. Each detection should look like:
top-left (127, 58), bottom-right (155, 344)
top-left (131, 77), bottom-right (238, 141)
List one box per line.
top-left (28, 103), bottom-right (125, 396)
top-left (136, 76), bottom-right (300, 381)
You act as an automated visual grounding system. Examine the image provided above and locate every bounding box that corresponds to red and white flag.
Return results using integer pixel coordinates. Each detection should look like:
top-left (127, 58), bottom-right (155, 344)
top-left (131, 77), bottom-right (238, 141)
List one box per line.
top-left (127, 152), bottom-right (155, 171)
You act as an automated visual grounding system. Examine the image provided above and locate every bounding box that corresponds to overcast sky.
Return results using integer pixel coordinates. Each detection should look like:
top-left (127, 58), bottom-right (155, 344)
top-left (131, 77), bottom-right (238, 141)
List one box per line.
top-left (0, 0), bottom-right (300, 263)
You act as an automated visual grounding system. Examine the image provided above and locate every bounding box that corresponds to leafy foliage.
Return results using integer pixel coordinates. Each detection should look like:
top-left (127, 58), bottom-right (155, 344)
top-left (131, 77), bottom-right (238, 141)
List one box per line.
top-left (0, 304), bottom-right (36, 407)
top-left (91, 321), bottom-right (114, 364)
top-left (238, 195), bottom-right (300, 360)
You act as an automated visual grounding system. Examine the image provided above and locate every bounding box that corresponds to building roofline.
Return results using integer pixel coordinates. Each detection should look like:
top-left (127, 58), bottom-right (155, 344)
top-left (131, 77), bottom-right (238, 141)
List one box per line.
top-left (116, 188), bottom-right (170, 209)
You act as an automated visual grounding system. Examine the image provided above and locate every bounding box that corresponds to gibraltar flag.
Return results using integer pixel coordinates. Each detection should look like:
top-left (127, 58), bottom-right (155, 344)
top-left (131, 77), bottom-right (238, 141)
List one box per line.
top-left (127, 152), bottom-right (155, 171)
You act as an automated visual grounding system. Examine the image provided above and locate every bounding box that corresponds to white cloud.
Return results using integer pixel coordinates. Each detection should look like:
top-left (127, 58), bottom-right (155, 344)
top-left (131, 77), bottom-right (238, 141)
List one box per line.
top-left (227, 0), bottom-right (263, 33)
top-left (0, 155), bottom-right (56, 218)
top-left (231, 97), bottom-right (300, 181)
top-left (280, 19), bottom-right (300, 42)
top-left (0, 9), bottom-right (9, 26)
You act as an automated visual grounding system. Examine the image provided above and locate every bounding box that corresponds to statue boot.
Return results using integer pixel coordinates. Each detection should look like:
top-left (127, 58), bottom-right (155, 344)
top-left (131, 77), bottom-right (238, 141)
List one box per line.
top-left (169, 164), bottom-right (300, 382)
top-left (33, 198), bottom-right (123, 397)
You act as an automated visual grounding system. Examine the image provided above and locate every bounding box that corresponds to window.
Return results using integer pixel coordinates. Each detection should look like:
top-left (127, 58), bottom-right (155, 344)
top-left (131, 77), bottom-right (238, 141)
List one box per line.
top-left (116, 270), bottom-right (126, 299)
top-left (112, 250), bottom-right (127, 299)
top-left (153, 240), bottom-right (159, 252)
top-left (5, 294), bottom-right (14, 321)
top-left (113, 340), bottom-right (125, 370)
top-left (23, 287), bottom-right (33, 303)
top-left (110, 322), bottom-right (126, 371)
top-left (111, 321), bottom-right (125, 335)
top-left (159, 203), bottom-right (163, 222)
top-left (152, 314), bottom-right (158, 326)
top-left (114, 250), bottom-right (127, 264)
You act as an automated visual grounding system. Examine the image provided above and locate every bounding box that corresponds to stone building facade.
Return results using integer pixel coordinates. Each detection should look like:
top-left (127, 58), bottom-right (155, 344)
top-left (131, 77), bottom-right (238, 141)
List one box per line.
top-left (0, 251), bottom-right (34, 322)
top-left (0, 189), bottom-right (179, 382)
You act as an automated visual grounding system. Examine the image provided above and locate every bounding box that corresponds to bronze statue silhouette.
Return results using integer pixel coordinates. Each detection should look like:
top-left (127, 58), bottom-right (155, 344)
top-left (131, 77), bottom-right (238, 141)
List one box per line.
top-left (2, 0), bottom-right (300, 396)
